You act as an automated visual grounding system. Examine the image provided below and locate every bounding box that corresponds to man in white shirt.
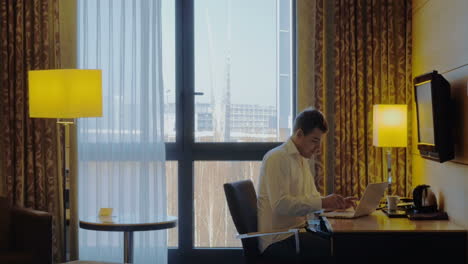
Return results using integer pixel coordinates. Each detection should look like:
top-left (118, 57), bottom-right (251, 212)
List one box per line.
top-left (257, 108), bottom-right (356, 260)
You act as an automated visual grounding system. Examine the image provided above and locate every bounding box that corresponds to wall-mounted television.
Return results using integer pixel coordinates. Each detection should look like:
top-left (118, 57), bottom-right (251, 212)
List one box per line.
top-left (414, 70), bottom-right (454, 163)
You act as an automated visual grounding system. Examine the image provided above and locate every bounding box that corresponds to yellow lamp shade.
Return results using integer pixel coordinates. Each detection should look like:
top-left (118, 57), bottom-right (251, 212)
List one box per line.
top-left (28, 69), bottom-right (102, 118)
top-left (373, 104), bottom-right (407, 147)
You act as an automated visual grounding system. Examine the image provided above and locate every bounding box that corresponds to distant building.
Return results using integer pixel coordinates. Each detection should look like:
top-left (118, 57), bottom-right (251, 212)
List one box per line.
top-left (164, 102), bottom-right (279, 142)
top-left (229, 104), bottom-right (277, 140)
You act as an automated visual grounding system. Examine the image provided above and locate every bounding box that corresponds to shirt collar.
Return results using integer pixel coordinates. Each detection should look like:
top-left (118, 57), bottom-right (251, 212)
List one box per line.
top-left (285, 137), bottom-right (312, 161)
top-left (285, 137), bottom-right (300, 155)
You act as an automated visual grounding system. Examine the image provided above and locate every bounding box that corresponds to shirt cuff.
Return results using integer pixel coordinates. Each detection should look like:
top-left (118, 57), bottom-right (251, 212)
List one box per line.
top-left (306, 196), bottom-right (322, 211)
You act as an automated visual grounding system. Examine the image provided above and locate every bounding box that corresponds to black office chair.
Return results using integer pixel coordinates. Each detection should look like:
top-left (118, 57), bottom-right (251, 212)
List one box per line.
top-left (223, 180), bottom-right (300, 264)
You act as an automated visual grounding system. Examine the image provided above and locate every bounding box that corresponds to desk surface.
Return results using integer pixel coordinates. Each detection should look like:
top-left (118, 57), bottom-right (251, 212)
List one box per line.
top-left (326, 210), bottom-right (465, 233)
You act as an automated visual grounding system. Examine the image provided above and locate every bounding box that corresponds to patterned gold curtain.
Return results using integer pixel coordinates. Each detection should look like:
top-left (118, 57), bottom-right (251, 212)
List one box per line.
top-left (313, 0), bottom-right (413, 198)
top-left (313, 0), bottom-right (326, 195)
top-left (298, 0), bottom-right (328, 195)
top-left (0, 0), bottom-right (64, 261)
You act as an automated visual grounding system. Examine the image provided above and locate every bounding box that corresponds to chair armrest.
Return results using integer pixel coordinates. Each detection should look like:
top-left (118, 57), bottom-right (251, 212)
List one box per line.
top-left (237, 229), bottom-right (301, 254)
top-left (11, 207), bottom-right (53, 264)
top-left (237, 229), bottom-right (297, 239)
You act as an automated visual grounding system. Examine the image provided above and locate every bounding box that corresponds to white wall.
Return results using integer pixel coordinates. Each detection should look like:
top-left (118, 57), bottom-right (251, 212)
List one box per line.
top-left (413, 0), bottom-right (468, 228)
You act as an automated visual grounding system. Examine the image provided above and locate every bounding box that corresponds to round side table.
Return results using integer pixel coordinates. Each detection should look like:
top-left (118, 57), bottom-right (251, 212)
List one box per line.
top-left (80, 215), bottom-right (177, 263)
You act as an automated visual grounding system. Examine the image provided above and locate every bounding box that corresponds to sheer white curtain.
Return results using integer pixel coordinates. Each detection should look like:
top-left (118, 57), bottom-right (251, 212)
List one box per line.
top-left (77, 0), bottom-right (167, 263)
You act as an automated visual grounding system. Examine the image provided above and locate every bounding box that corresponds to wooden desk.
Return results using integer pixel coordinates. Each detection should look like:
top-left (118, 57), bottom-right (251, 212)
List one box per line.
top-left (324, 211), bottom-right (466, 261)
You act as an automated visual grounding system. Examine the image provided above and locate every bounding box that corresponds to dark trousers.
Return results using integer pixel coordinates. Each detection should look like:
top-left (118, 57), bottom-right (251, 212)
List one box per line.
top-left (262, 231), bottom-right (332, 263)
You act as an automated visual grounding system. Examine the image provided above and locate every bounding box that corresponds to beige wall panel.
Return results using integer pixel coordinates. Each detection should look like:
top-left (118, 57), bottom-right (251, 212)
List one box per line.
top-left (413, 0), bottom-right (468, 75)
top-left (412, 0), bottom-right (468, 229)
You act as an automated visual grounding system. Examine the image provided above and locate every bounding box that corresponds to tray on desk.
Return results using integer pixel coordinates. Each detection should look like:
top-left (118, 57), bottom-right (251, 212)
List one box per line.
top-left (382, 208), bottom-right (408, 218)
top-left (407, 211), bottom-right (449, 220)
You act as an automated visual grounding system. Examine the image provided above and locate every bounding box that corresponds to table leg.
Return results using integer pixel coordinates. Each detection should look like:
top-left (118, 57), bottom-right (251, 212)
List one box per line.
top-left (124, 231), bottom-right (134, 263)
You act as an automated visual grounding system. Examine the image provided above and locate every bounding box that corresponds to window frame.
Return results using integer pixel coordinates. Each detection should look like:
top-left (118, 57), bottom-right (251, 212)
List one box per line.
top-left (168, 0), bottom-right (297, 262)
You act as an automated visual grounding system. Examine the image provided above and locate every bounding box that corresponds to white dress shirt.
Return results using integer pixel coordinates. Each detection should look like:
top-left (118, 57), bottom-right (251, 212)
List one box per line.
top-left (257, 138), bottom-right (322, 253)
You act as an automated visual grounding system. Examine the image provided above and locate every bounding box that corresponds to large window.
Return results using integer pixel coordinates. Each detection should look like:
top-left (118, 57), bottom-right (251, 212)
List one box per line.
top-left (193, 0), bottom-right (293, 142)
top-left (165, 0), bottom-right (296, 256)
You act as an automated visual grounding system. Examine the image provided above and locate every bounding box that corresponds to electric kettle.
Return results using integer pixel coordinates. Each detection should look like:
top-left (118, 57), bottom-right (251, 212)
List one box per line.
top-left (413, 184), bottom-right (438, 213)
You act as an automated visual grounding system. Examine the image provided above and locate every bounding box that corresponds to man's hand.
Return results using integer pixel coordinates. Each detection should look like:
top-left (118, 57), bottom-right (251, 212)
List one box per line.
top-left (321, 194), bottom-right (358, 210)
top-left (344, 196), bottom-right (358, 209)
top-left (321, 194), bottom-right (346, 210)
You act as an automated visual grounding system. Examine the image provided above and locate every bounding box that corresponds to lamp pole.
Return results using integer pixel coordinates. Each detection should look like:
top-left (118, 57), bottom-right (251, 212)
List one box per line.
top-left (386, 147), bottom-right (392, 195)
top-left (58, 119), bottom-right (73, 261)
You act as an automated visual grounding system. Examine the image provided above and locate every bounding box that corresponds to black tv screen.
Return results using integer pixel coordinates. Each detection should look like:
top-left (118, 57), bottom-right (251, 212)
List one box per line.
top-left (416, 82), bottom-right (435, 145)
top-left (414, 71), bottom-right (454, 163)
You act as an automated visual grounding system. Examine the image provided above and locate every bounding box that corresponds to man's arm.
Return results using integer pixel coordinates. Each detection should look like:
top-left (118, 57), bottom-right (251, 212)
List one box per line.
top-left (265, 154), bottom-right (322, 216)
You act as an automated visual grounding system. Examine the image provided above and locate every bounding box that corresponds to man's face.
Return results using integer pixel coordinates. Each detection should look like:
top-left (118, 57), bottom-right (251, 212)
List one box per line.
top-left (294, 128), bottom-right (324, 159)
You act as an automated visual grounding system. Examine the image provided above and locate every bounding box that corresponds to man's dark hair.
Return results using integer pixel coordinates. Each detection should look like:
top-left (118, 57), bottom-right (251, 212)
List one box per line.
top-left (293, 108), bottom-right (328, 135)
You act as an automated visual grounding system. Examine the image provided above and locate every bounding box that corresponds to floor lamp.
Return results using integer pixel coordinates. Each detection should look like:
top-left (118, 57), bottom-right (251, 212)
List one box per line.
top-left (28, 69), bottom-right (102, 260)
top-left (373, 104), bottom-right (407, 195)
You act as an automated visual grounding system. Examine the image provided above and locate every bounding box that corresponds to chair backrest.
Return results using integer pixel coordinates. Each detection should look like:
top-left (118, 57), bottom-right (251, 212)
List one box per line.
top-left (224, 180), bottom-right (260, 257)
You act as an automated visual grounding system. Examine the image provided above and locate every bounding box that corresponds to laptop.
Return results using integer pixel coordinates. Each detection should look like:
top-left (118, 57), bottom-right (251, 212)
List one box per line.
top-left (320, 182), bottom-right (388, 219)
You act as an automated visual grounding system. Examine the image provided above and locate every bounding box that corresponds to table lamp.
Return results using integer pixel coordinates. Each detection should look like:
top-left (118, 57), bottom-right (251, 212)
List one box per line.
top-left (28, 69), bottom-right (102, 259)
top-left (373, 104), bottom-right (407, 195)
